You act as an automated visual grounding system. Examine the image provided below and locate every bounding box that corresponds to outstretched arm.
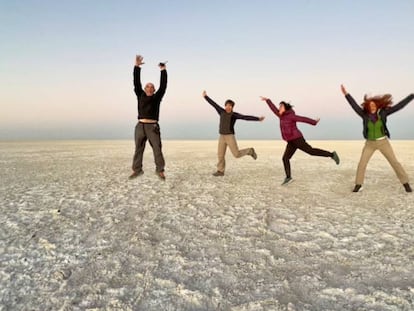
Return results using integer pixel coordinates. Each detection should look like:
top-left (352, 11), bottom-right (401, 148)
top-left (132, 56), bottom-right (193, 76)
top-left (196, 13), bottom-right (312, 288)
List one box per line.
top-left (155, 62), bottom-right (167, 99)
top-left (234, 112), bottom-right (265, 121)
top-left (202, 90), bottom-right (224, 114)
top-left (260, 96), bottom-right (280, 117)
top-left (133, 55), bottom-right (144, 97)
top-left (340, 84), bottom-right (347, 96)
top-left (341, 84), bottom-right (364, 117)
top-left (385, 93), bottom-right (414, 115)
top-left (294, 115), bottom-right (318, 126)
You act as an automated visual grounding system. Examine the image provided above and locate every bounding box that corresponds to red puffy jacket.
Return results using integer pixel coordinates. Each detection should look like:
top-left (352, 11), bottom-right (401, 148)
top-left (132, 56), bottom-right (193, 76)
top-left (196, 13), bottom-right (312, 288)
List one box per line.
top-left (266, 99), bottom-right (317, 142)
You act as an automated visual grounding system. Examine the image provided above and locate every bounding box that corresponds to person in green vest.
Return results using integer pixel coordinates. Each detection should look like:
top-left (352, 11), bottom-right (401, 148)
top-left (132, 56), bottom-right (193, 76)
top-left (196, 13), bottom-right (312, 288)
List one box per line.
top-left (341, 84), bottom-right (413, 193)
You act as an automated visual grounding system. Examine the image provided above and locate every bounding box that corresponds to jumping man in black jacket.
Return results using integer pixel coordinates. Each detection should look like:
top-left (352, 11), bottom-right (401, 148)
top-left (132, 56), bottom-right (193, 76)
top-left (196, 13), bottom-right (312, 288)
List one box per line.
top-left (129, 55), bottom-right (167, 180)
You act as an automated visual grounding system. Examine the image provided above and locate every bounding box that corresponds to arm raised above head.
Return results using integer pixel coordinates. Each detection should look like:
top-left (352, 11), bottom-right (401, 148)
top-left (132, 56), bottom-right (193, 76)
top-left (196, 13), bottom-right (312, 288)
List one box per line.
top-left (340, 84), bottom-right (348, 95)
top-left (135, 55), bottom-right (145, 67)
top-left (133, 55), bottom-right (146, 96)
top-left (155, 67), bottom-right (167, 98)
top-left (341, 85), bottom-right (364, 117)
top-left (261, 97), bottom-right (280, 117)
top-left (133, 66), bottom-right (143, 97)
top-left (203, 92), bottom-right (224, 114)
top-left (386, 93), bottom-right (414, 115)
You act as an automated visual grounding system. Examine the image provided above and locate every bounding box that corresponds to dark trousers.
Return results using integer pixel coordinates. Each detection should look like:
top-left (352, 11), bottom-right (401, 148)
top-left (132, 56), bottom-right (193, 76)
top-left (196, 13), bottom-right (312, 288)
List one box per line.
top-left (132, 122), bottom-right (165, 173)
top-left (282, 137), bottom-right (332, 178)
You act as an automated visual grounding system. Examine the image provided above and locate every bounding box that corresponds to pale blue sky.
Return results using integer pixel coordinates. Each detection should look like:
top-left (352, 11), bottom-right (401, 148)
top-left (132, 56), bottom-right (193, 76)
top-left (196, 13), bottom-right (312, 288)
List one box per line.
top-left (1, 0), bottom-right (414, 140)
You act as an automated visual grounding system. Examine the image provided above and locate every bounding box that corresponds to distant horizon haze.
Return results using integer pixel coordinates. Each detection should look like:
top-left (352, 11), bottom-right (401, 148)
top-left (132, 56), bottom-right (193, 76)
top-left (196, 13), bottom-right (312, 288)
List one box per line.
top-left (1, 1), bottom-right (414, 140)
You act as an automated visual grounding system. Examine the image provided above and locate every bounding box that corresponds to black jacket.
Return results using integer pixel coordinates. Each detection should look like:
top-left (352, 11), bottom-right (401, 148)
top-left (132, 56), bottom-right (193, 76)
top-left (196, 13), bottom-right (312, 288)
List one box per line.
top-left (134, 66), bottom-right (167, 121)
top-left (345, 93), bottom-right (414, 139)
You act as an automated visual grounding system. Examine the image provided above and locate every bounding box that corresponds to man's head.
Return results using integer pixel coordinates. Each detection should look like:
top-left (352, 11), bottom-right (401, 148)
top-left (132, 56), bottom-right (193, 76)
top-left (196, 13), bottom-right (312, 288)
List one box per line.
top-left (144, 83), bottom-right (155, 96)
top-left (224, 99), bottom-right (235, 113)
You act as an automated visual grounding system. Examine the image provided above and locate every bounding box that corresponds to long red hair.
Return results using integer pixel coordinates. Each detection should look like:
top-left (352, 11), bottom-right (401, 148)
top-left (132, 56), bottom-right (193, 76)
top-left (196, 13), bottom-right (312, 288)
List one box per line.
top-left (362, 94), bottom-right (393, 112)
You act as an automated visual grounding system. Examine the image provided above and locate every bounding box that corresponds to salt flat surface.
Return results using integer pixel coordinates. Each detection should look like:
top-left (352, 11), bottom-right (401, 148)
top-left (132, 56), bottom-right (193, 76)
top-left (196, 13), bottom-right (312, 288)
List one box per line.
top-left (1, 140), bottom-right (414, 311)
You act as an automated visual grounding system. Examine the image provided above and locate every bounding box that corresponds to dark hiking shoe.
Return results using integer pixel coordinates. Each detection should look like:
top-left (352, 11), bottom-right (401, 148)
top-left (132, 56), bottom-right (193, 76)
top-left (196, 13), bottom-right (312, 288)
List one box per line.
top-left (281, 177), bottom-right (293, 185)
top-left (332, 151), bottom-right (340, 165)
top-left (250, 148), bottom-right (257, 160)
top-left (403, 183), bottom-right (412, 193)
top-left (129, 170), bottom-right (144, 179)
top-left (352, 184), bottom-right (362, 192)
top-left (212, 171), bottom-right (224, 177)
top-left (157, 171), bottom-right (166, 181)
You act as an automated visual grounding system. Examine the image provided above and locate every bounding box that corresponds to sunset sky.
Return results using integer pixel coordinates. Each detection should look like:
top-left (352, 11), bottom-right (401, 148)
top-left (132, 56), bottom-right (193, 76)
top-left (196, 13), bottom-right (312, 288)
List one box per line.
top-left (1, 0), bottom-right (414, 140)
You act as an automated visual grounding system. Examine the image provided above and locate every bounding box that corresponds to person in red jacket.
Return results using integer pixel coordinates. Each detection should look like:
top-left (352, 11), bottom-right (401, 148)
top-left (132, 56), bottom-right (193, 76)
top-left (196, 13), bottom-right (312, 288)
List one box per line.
top-left (260, 97), bottom-right (340, 185)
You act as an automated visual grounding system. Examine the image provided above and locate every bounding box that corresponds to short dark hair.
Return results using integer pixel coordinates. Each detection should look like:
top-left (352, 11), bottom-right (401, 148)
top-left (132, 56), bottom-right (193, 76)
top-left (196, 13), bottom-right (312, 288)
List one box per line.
top-left (225, 99), bottom-right (235, 107)
top-left (279, 101), bottom-right (292, 111)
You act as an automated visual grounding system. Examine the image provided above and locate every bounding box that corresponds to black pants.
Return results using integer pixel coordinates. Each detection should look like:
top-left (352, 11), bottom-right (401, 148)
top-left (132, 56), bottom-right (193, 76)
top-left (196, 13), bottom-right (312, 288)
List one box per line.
top-left (132, 122), bottom-right (165, 173)
top-left (283, 137), bottom-right (332, 178)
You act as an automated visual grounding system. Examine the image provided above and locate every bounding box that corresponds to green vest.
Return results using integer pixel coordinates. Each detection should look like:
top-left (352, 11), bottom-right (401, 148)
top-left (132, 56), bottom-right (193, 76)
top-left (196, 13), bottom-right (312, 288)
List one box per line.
top-left (367, 117), bottom-right (385, 140)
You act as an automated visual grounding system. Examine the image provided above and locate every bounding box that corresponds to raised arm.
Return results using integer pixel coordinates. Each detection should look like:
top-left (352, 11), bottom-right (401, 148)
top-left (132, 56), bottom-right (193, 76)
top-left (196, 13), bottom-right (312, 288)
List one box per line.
top-left (133, 55), bottom-right (144, 97)
top-left (341, 84), bottom-right (364, 117)
top-left (260, 96), bottom-right (280, 117)
top-left (385, 93), bottom-right (414, 115)
top-left (202, 91), bottom-right (224, 114)
top-left (155, 62), bottom-right (167, 99)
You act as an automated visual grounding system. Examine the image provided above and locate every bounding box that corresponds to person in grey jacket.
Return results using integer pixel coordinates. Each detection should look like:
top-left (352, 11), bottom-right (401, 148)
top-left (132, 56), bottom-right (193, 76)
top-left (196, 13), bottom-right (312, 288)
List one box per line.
top-left (203, 90), bottom-right (264, 176)
top-left (341, 84), bottom-right (413, 192)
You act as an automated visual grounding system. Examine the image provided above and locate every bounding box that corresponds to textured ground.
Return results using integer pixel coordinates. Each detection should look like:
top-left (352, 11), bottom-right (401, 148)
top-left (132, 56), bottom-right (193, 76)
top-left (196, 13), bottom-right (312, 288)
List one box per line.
top-left (1, 140), bottom-right (414, 311)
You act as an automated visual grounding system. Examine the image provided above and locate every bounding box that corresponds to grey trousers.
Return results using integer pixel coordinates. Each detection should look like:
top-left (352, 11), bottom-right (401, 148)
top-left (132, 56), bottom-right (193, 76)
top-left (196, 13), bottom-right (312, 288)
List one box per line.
top-left (355, 138), bottom-right (409, 185)
top-left (217, 134), bottom-right (252, 172)
top-left (132, 122), bottom-right (165, 173)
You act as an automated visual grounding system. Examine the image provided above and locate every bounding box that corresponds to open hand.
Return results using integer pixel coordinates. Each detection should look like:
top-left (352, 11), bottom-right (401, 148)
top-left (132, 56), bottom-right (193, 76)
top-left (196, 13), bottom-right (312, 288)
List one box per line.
top-left (135, 55), bottom-right (144, 66)
top-left (259, 96), bottom-right (268, 101)
top-left (340, 84), bottom-right (348, 95)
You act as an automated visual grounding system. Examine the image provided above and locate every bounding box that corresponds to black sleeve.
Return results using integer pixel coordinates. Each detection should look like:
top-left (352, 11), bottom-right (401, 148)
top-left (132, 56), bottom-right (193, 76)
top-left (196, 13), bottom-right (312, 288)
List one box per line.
top-left (233, 112), bottom-right (260, 121)
top-left (204, 96), bottom-right (224, 114)
top-left (155, 69), bottom-right (168, 99)
top-left (345, 93), bottom-right (364, 117)
top-left (385, 93), bottom-right (414, 116)
top-left (133, 66), bottom-right (144, 97)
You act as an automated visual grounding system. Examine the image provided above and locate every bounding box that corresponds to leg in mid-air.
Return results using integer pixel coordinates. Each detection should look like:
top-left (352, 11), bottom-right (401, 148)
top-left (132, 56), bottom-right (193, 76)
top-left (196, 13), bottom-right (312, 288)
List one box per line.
top-left (281, 141), bottom-right (297, 185)
top-left (146, 123), bottom-right (166, 180)
top-left (225, 134), bottom-right (257, 160)
top-left (214, 135), bottom-right (227, 176)
top-left (377, 139), bottom-right (411, 192)
top-left (130, 122), bottom-right (147, 179)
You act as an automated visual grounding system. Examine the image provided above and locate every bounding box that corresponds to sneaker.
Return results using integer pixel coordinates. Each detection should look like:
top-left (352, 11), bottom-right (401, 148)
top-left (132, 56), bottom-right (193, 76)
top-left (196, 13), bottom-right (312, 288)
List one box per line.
top-left (403, 183), bottom-right (412, 193)
top-left (250, 148), bottom-right (257, 160)
top-left (157, 171), bottom-right (166, 181)
top-left (352, 184), bottom-right (362, 192)
top-left (129, 170), bottom-right (144, 179)
top-left (212, 171), bottom-right (224, 177)
top-left (332, 151), bottom-right (340, 165)
top-left (281, 177), bottom-right (293, 185)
